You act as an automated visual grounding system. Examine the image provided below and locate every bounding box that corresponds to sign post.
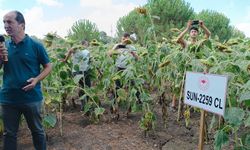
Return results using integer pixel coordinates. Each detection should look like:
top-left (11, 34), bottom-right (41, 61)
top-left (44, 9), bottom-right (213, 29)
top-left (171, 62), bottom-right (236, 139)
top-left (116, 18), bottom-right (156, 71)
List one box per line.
top-left (184, 72), bottom-right (228, 149)
top-left (198, 110), bottom-right (205, 150)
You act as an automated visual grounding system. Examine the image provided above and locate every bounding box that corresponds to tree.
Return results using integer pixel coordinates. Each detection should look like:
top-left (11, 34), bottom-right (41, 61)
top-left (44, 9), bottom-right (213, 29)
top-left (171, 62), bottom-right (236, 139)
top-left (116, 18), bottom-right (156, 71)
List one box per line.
top-left (99, 31), bottom-right (113, 44)
top-left (67, 19), bottom-right (100, 42)
top-left (195, 10), bottom-right (232, 41)
top-left (230, 27), bottom-right (245, 39)
top-left (116, 0), bottom-right (194, 45)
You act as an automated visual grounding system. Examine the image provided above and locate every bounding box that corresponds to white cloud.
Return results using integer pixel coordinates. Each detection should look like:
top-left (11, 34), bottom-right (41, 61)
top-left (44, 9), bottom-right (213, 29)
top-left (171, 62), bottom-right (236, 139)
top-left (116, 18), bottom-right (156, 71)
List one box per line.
top-left (80, 0), bottom-right (113, 8)
top-left (236, 23), bottom-right (250, 37)
top-left (235, 5), bottom-right (250, 37)
top-left (0, 1), bottom-right (144, 38)
top-left (36, 0), bottom-right (63, 7)
top-left (80, 0), bottom-right (138, 36)
top-left (24, 6), bottom-right (75, 38)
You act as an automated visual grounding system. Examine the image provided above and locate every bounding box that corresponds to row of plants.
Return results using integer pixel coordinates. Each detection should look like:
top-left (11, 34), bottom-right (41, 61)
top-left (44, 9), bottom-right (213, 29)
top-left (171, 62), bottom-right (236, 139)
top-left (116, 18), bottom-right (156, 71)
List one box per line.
top-left (42, 31), bottom-right (250, 149)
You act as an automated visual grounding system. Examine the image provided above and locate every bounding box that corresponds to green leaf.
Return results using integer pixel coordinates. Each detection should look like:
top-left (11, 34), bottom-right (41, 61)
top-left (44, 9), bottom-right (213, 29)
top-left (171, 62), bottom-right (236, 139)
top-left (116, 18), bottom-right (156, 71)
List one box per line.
top-left (73, 74), bottom-right (84, 84)
top-left (73, 64), bottom-right (80, 72)
top-left (239, 92), bottom-right (250, 102)
top-left (224, 107), bottom-right (245, 127)
top-left (242, 80), bottom-right (250, 90)
top-left (131, 101), bottom-right (142, 113)
top-left (83, 103), bottom-right (91, 113)
top-left (43, 114), bottom-right (57, 128)
top-left (209, 115), bottom-right (217, 133)
top-left (151, 15), bottom-right (160, 20)
top-left (59, 70), bottom-right (68, 80)
top-left (214, 130), bottom-right (229, 150)
top-left (94, 107), bottom-right (105, 116)
top-left (204, 39), bottom-right (212, 50)
top-left (244, 101), bottom-right (250, 107)
top-left (245, 134), bottom-right (250, 149)
top-left (117, 89), bottom-right (127, 100)
top-left (245, 112), bottom-right (250, 127)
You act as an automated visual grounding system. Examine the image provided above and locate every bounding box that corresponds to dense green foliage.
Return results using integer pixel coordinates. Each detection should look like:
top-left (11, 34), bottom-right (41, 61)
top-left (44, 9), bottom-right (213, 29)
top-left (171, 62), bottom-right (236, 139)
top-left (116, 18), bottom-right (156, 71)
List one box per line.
top-left (67, 19), bottom-right (100, 42)
top-left (195, 10), bottom-right (232, 41)
top-left (117, 0), bottom-right (245, 44)
top-left (117, 0), bottom-right (194, 45)
top-left (230, 26), bottom-right (246, 39)
top-left (40, 32), bottom-right (250, 149)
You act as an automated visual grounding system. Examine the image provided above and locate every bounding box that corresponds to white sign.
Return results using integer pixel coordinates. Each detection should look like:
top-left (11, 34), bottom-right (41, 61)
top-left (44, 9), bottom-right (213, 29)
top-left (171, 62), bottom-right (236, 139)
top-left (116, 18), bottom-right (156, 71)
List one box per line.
top-left (184, 72), bottom-right (228, 116)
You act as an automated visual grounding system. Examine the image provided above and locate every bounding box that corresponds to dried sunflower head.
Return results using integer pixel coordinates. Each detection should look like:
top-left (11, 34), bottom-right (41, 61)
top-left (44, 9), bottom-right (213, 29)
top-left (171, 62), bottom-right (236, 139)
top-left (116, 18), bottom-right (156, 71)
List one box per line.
top-left (122, 39), bottom-right (132, 45)
top-left (136, 7), bottom-right (147, 15)
top-left (90, 39), bottom-right (100, 46)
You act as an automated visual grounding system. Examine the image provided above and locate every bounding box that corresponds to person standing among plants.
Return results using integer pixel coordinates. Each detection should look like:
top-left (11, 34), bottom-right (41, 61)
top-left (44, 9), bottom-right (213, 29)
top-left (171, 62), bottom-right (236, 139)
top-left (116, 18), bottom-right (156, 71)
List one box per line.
top-left (170, 20), bottom-right (211, 110)
top-left (0, 10), bottom-right (52, 150)
top-left (61, 39), bottom-right (91, 112)
top-left (108, 33), bottom-right (140, 116)
top-left (177, 20), bottom-right (211, 49)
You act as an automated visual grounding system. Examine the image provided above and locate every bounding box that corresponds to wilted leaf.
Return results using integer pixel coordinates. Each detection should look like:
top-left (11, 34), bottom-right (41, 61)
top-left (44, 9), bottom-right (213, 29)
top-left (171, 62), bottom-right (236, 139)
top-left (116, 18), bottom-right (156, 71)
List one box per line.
top-left (73, 74), bottom-right (84, 84)
top-left (117, 89), bottom-right (127, 100)
top-left (214, 130), bottom-right (229, 150)
top-left (84, 103), bottom-right (91, 113)
top-left (245, 134), bottom-right (250, 149)
top-left (239, 92), bottom-right (250, 103)
top-left (45, 97), bottom-right (52, 105)
top-left (151, 15), bottom-right (160, 20)
top-left (209, 115), bottom-right (217, 133)
top-left (94, 107), bottom-right (105, 116)
top-left (245, 112), bottom-right (250, 127)
top-left (43, 114), bottom-right (57, 128)
top-left (224, 107), bottom-right (245, 127)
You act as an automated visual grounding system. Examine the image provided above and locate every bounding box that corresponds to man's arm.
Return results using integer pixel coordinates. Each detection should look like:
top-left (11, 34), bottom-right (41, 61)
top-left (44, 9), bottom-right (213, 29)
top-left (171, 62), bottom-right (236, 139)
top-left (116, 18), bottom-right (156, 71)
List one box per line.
top-left (22, 63), bottom-right (52, 91)
top-left (107, 44), bottom-right (122, 56)
top-left (200, 21), bottom-right (211, 39)
top-left (130, 51), bottom-right (139, 61)
top-left (177, 20), bottom-right (192, 48)
top-left (61, 48), bottom-right (74, 62)
top-left (35, 63), bottom-right (53, 82)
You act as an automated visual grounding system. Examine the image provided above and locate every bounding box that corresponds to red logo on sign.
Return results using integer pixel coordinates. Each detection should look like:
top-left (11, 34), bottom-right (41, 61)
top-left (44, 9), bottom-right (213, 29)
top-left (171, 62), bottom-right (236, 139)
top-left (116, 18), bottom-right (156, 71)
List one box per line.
top-left (198, 76), bottom-right (209, 91)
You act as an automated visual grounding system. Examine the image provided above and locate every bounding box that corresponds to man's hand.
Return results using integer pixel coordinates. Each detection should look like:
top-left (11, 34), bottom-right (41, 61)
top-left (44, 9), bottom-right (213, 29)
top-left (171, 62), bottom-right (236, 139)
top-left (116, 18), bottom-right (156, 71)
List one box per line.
top-left (187, 20), bottom-right (192, 29)
top-left (130, 51), bottom-right (139, 61)
top-left (22, 78), bottom-right (39, 91)
top-left (198, 20), bottom-right (211, 39)
top-left (0, 44), bottom-right (8, 61)
top-left (59, 58), bottom-right (66, 63)
top-left (199, 20), bottom-right (205, 28)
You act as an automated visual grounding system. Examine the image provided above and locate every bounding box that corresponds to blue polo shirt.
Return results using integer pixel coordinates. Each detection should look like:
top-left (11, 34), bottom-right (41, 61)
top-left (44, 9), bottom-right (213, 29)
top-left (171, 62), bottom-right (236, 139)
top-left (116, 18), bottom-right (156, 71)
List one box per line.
top-left (0, 35), bottom-right (50, 104)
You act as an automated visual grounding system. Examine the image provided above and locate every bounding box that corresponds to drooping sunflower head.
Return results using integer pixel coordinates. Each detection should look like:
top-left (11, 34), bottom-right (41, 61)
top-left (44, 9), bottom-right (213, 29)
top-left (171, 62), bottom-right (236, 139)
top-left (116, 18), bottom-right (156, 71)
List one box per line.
top-left (136, 7), bottom-right (147, 15)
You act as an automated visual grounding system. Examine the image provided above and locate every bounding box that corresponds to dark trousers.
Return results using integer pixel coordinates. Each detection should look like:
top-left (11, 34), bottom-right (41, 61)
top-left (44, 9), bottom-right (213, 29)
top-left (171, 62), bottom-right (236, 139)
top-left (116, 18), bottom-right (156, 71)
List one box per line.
top-left (73, 71), bottom-right (91, 110)
top-left (1, 101), bottom-right (46, 150)
top-left (115, 68), bottom-right (141, 102)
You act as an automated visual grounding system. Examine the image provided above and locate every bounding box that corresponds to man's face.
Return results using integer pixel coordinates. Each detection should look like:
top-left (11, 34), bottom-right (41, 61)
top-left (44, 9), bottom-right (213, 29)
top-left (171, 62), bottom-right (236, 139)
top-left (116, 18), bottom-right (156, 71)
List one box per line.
top-left (3, 12), bottom-right (24, 37)
top-left (122, 36), bottom-right (129, 42)
top-left (189, 29), bottom-right (198, 38)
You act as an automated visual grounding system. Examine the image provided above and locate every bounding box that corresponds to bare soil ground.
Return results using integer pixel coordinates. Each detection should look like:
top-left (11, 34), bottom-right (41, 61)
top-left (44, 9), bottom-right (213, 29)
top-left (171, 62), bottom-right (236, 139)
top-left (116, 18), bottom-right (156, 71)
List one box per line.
top-left (0, 101), bottom-right (217, 150)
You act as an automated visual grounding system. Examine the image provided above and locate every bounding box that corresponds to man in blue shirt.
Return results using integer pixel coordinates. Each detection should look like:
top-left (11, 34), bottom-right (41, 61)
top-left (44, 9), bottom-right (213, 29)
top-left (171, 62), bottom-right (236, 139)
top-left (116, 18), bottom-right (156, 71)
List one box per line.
top-left (0, 10), bottom-right (52, 150)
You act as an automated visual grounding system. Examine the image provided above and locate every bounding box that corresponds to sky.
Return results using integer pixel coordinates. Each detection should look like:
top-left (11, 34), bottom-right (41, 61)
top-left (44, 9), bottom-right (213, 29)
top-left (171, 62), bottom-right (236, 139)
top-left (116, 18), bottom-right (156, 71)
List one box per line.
top-left (185, 0), bottom-right (250, 37)
top-left (0, 0), bottom-right (249, 39)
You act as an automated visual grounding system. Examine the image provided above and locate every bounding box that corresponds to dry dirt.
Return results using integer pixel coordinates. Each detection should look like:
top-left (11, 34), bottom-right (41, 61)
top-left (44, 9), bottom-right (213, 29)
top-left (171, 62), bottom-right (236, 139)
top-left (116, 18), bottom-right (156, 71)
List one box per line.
top-left (0, 103), bottom-right (215, 150)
